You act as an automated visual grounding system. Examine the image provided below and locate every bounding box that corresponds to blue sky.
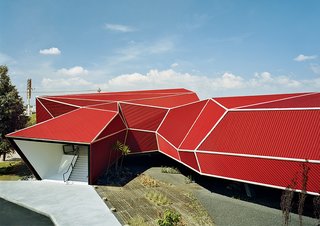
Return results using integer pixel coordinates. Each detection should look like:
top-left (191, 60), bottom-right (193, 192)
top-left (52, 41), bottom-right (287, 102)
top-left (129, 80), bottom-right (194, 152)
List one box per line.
top-left (1, 0), bottom-right (320, 103)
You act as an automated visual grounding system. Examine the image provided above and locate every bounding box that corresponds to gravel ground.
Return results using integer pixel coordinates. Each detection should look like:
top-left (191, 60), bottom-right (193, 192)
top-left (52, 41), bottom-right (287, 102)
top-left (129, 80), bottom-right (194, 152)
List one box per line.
top-left (193, 183), bottom-right (318, 226)
top-left (147, 167), bottom-right (318, 226)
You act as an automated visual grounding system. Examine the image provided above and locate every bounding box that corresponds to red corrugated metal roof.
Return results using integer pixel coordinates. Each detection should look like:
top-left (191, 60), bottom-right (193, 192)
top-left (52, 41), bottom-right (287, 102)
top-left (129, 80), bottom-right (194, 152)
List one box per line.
top-left (7, 89), bottom-right (320, 192)
top-left (196, 153), bottom-right (320, 193)
top-left (36, 99), bottom-right (53, 123)
top-left (180, 100), bottom-right (226, 150)
top-left (46, 97), bottom-right (110, 106)
top-left (95, 114), bottom-right (126, 141)
top-left (126, 130), bottom-right (158, 153)
top-left (8, 108), bottom-right (117, 143)
top-left (199, 110), bottom-right (320, 160)
top-left (48, 88), bottom-right (193, 101)
top-left (128, 93), bottom-right (199, 108)
top-left (213, 92), bottom-right (310, 109)
top-left (38, 98), bottom-right (79, 117)
top-left (120, 103), bottom-right (168, 131)
top-left (240, 93), bottom-right (320, 109)
top-left (179, 151), bottom-right (199, 171)
top-left (157, 134), bottom-right (180, 160)
top-left (158, 100), bottom-right (207, 147)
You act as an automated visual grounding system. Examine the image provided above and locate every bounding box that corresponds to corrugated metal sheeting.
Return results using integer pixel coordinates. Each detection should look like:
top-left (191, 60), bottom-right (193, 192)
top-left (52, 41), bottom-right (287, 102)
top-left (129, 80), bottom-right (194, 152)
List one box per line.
top-left (199, 110), bottom-right (320, 160)
top-left (6, 89), bottom-right (320, 193)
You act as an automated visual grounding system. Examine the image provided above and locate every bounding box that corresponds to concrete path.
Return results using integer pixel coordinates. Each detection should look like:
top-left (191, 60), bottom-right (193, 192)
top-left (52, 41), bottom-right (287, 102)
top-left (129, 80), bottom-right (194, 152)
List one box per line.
top-left (0, 181), bottom-right (121, 226)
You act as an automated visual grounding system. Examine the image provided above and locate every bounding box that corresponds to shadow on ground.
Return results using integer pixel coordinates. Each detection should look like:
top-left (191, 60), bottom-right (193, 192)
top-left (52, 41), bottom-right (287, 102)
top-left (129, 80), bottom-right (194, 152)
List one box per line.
top-left (0, 198), bottom-right (54, 226)
top-left (97, 152), bottom-right (317, 218)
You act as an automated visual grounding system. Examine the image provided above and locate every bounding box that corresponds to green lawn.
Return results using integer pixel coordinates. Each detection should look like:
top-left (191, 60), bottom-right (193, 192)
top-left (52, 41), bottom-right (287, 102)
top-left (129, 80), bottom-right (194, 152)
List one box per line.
top-left (0, 175), bottom-right (21, 180)
top-left (0, 160), bottom-right (31, 181)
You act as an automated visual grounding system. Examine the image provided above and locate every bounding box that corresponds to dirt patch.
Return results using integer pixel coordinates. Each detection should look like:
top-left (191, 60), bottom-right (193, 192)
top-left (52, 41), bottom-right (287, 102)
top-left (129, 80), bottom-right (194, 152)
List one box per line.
top-left (96, 167), bottom-right (214, 226)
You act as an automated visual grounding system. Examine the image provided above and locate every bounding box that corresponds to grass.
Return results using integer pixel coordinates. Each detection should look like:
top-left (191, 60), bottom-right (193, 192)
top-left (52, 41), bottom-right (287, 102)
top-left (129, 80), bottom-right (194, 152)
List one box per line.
top-left (128, 216), bottom-right (148, 226)
top-left (145, 190), bottom-right (172, 206)
top-left (0, 161), bottom-right (21, 172)
top-left (0, 175), bottom-right (21, 180)
top-left (161, 166), bottom-right (180, 174)
top-left (140, 174), bottom-right (160, 187)
top-left (185, 175), bottom-right (193, 184)
top-left (0, 160), bottom-right (32, 181)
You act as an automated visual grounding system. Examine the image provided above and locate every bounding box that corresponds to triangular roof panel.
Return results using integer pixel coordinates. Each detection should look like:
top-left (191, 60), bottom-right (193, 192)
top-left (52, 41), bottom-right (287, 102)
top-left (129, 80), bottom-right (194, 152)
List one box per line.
top-left (8, 108), bottom-right (117, 143)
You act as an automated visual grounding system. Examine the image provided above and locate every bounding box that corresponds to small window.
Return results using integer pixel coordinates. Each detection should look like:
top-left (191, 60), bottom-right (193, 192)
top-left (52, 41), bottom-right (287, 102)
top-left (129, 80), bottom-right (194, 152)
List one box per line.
top-left (63, 144), bottom-right (79, 155)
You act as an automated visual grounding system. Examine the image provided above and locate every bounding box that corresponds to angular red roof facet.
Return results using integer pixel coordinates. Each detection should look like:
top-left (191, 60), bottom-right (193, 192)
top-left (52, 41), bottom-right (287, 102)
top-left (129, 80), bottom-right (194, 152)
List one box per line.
top-left (180, 99), bottom-right (226, 150)
top-left (129, 93), bottom-right (199, 108)
top-left (158, 100), bottom-right (207, 147)
top-left (199, 110), bottom-right (320, 160)
top-left (36, 99), bottom-right (53, 123)
top-left (8, 108), bottom-right (117, 143)
top-left (38, 98), bottom-right (79, 117)
top-left (213, 92), bottom-right (310, 109)
top-left (120, 103), bottom-right (168, 131)
top-left (6, 89), bottom-right (320, 193)
top-left (240, 93), bottom-right (320, 109)
top-left (125, 130), bottom-right (158, 153)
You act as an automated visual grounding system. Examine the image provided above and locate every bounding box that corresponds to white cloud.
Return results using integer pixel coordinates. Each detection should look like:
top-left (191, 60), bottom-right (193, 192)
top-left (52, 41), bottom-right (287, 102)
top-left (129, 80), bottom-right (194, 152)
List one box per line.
top-left (100, 70), bottom-right (246, 98)
top-left (57, 66), bottom-right (88, 76)
top-left (250, 72), bottom-right (301, 88)
top-left (171, 63), bottom-right (179, 68)
top-left (214, 72), bottom-right (245, 89)
top-left (42, 77), bottom-right (92, 90)
top-left (39, 47), bottom-right (61, 55)
top-left (33, 68), bottom-right (319, 100)
top-left (104, 23), bottom-right (135, 32)
top-left (294, 54), bottom-right (317, 62)
top-left (99, 69), bottom-right (307, 98)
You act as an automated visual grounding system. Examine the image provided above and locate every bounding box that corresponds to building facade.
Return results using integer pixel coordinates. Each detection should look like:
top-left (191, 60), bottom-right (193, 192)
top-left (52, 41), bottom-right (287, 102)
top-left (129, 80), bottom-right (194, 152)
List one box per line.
top-left (7, 89), bottom-right (320, 194)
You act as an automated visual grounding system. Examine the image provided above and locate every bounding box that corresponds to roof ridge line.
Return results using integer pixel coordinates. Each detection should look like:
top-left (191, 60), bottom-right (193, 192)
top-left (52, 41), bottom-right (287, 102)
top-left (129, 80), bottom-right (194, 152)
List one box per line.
top-left (232, 92), bottom-right (317, 109)
top-left (40, 97), bottom-right (81, 108)
top-left (178, 99), bottom-right (210, 149)
top-left (122, 92), bottom-right (192, 102)
top-left (118, 101), bottom-right (170, 110)
top-left (91, 113), bottom-right (119, 142)
top-left (49, 96), bottom-right (113, 103)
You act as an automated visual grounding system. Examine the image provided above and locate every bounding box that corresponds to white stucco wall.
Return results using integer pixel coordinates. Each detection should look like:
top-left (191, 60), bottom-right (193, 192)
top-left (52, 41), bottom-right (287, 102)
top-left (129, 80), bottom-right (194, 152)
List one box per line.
top-left (14, 140), bottom-right (88, 181)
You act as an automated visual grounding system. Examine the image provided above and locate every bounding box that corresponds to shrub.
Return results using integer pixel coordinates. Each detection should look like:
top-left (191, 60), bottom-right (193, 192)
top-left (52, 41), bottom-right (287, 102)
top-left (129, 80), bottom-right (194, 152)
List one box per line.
top-left (161, 166), bottom-right (180, 174)
top-left (140, 174), bottom-right (160, 187)
top-left (158, 209), bottom-right (181, 226)
top-left (145, 191), bottom-right (171, 206)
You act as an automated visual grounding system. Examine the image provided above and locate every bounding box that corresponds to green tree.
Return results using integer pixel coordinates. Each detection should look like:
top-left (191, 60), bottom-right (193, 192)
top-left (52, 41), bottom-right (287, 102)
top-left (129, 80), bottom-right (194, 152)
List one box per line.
top-left (0, 65), bottom-right (28, 161)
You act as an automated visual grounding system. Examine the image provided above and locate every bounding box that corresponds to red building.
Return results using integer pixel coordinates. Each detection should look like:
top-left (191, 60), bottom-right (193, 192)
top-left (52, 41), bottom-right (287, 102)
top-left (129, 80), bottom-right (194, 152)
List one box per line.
top-left (7, 89), bottom-right (320, 194)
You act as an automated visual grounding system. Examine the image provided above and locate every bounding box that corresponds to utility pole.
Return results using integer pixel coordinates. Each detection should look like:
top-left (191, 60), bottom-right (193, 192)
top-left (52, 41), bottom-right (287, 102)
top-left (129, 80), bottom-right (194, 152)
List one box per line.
top-left (26, 78), bottom-right (32, 116)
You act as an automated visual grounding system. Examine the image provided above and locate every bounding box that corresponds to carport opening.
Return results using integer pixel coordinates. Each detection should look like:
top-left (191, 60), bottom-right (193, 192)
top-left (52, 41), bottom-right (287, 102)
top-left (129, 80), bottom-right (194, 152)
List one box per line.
top-left (13, 140), bottom-right (89, 183)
